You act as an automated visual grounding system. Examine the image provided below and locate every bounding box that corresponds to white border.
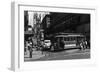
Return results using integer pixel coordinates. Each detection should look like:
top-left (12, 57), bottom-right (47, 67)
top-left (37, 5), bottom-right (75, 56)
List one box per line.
top-left (11, 2), bottom-right (97, 71)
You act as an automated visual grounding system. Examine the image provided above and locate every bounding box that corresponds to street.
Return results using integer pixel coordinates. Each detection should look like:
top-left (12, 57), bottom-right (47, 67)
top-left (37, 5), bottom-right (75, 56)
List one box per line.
top-left (24, 49), bottom-right (90, 62)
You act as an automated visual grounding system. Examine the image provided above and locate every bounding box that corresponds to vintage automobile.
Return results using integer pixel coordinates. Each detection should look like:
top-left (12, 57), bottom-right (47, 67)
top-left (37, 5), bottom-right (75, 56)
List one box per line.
top-left (43, 40), bottom-right (52, 50)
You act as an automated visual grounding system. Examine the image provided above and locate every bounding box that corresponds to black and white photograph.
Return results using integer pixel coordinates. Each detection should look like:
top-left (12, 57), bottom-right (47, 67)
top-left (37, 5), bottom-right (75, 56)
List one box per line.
top-left (24, 11), bottom-right (90, 62)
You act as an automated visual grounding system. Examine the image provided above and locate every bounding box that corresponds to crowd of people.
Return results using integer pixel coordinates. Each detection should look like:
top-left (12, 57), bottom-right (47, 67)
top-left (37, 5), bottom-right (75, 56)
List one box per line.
top-left (79, 39), bottom-right (89, 51)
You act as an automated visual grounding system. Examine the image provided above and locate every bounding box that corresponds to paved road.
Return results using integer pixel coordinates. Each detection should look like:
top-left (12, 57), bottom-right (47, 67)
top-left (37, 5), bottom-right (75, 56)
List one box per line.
top-left (46, 52), bottom-right (90, 60)
top-left (24, 49), bottom-right (90, 62)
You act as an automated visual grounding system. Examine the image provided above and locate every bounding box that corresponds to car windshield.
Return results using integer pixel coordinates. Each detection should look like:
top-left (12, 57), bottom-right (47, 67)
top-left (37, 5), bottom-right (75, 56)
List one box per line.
top-left (44, 40), bottom-right (50, 42)
top-left (45, 41), bottom-right (49, 43)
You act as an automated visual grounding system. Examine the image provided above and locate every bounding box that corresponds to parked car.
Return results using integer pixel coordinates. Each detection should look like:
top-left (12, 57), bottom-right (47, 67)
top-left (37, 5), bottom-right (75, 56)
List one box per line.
top-left (43, 40), bottom-right (51, 50)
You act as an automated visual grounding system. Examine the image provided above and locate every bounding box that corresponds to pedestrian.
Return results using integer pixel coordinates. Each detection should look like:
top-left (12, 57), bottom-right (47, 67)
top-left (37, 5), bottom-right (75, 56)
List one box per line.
top-left (29, 47), bottom-right (33, 58)
top-left (28, 38), bottom-right (33, 58)
top-left (80, 42), bottom-right (83, 51)
top-left (84, 39), bottom-right (87, 49)
top-left (80, 40), bottom-right (84, 51)
top-left (29, 46), bottom-right (33, 58)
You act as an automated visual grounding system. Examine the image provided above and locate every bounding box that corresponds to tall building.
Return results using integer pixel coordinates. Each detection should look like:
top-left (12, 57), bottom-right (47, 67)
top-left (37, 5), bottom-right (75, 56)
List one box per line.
top-left (24, 11), bottom-right (28, 31)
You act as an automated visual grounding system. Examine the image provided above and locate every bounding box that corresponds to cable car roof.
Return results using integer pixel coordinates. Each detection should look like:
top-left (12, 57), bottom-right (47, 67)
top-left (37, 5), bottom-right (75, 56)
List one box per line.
top-left (55, 34), bottom-right (84, 37)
